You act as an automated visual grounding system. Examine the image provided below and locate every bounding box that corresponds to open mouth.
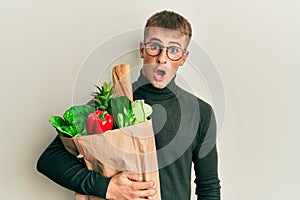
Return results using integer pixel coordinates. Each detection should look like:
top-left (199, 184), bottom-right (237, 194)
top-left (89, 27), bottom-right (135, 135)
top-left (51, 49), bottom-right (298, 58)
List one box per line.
top-left (152, 66), bottom-right (167, 82)
top-left (153, 69), bottom-right (166, 81)
top-left (156, 69), bottom-right (166, 76)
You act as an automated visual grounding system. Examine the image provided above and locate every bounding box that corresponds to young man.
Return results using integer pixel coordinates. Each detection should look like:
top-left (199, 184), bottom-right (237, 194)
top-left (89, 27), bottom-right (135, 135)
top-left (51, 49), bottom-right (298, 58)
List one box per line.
top-left (37, 10), bottom-right (221, 199)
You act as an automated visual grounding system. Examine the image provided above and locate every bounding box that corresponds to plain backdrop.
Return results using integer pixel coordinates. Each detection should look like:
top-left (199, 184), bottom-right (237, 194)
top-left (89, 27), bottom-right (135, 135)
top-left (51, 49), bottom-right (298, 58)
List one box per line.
top-left (1, 0), bottom-right (299, 199)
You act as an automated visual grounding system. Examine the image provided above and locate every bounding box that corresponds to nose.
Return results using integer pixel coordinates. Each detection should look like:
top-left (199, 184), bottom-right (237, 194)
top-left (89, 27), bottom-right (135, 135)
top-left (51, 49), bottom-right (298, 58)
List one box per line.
top-left (157, 49), bottom-right (167, 64)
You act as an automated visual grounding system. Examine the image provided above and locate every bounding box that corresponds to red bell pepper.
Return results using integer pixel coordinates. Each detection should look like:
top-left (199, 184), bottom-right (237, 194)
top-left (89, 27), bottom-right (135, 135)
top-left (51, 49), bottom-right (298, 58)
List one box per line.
top-left (86, 110), bottom-right (113, 134)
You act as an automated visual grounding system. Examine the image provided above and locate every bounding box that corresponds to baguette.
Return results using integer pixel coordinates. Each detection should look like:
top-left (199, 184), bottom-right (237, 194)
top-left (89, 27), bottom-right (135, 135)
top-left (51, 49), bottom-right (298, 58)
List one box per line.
top-left (112, 63), bottom-right (133, 102)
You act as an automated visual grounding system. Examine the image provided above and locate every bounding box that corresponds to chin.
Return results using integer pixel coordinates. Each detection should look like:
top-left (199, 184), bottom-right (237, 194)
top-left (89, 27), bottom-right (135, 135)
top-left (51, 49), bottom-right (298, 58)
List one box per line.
top-left (151, 82), bottom-right (166, 89)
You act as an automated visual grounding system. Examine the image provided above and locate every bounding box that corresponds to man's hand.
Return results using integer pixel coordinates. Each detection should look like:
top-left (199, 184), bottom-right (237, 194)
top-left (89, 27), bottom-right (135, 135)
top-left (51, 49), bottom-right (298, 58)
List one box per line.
top-left (106, 172), bottom-right (157, 200)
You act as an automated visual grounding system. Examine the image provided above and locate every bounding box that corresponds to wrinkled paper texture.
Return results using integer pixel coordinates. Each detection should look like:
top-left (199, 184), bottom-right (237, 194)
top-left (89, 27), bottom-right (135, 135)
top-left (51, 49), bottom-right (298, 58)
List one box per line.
top-left (60, 120), bottom-right (161, 200)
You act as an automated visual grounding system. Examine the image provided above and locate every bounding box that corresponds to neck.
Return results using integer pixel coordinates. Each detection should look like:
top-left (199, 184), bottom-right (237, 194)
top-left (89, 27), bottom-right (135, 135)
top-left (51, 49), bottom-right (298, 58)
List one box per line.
top-left (133, 71), bottom-right (178, 103)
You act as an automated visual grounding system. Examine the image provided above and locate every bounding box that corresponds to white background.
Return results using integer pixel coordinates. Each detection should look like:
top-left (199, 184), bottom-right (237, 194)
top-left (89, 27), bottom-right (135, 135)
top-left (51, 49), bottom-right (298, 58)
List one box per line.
top-left (1, 0), bottom-right (299, 199)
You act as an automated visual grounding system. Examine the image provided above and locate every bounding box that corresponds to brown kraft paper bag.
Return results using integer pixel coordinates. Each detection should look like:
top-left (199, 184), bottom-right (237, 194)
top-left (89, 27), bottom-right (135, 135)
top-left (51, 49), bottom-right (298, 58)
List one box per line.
top-left (60, 119), bottom-right (161, 200)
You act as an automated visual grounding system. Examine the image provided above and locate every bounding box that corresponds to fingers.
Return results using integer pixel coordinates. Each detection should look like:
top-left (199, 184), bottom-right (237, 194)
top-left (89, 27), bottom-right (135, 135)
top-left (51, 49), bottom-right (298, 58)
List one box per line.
top-left (130, 179), bottom-right (157, 199)
top-left (125, 172), bottom-right (155, 191)
top-left (132, 179), bottom-right (154, 190)
top-left (124, 187), bottom-right (157, 200)
top-left (106, 172), bottom-right (157, 200)
top-left (134, 187), bottom-right (157, 199)
top-left (126, 172), bottom-right (143, 182)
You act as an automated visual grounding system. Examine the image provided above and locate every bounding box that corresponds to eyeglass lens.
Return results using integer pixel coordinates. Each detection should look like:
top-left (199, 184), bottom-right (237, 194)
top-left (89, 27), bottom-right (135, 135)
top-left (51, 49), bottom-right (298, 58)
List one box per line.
top-left (144, 42), bottom-right (184, 61)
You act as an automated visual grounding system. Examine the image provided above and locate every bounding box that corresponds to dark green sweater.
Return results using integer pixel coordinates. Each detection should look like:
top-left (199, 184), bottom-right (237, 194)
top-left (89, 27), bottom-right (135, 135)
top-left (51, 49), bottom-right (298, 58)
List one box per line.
top-left (133, 73), bottom-right (220, 199)
top-left (37, 73), bottom-right (220, 199)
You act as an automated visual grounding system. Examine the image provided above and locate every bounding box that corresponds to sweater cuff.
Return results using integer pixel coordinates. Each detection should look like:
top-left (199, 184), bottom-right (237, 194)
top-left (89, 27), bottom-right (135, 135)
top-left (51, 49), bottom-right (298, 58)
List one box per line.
top-left (93, 174), bottom-right (112, 198)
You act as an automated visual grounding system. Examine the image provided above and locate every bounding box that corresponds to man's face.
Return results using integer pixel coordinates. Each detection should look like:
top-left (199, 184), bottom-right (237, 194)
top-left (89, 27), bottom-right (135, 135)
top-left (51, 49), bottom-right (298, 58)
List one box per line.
top-left (139, 28), bottom-right (189, 89)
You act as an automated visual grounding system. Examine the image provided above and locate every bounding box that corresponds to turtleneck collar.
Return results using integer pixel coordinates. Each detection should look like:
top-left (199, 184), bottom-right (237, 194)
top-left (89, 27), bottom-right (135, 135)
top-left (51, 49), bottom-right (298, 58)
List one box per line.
top-left (132, 70), bottom-right (179, 102)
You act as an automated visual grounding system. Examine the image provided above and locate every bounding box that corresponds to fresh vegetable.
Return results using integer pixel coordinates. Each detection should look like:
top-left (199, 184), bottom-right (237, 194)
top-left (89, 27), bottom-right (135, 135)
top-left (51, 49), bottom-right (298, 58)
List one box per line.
top-left (91, 82), bottom-right (115, 110)
top-left (107, 96), bottom-right (138, 128)
top-left (49, 105), bottom-right (94, 137)
top-left (86, 110), bottom-right (113, 134)
top-left (132, 100), bottom-right (153, 123)
top-left (49, 82), bottom-right (153, 138)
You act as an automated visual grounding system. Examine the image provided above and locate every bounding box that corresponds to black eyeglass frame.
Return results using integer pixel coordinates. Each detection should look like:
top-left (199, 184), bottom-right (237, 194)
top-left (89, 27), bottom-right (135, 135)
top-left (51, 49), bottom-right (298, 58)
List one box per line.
top-left (143, 42), bottom-right (186, 61)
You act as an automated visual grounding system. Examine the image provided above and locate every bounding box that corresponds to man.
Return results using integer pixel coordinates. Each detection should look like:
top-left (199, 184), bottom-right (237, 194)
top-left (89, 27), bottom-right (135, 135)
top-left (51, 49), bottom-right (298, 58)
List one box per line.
top-left (37, 10), bottom-right (221, 199)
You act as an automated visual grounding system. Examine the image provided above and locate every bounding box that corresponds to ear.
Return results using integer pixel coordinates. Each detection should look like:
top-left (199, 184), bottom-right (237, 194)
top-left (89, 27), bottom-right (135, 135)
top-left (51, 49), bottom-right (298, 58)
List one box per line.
top-left (179, 51), bottom-right (189, 66)
top-left (139, 42), bottom-right (144, 59)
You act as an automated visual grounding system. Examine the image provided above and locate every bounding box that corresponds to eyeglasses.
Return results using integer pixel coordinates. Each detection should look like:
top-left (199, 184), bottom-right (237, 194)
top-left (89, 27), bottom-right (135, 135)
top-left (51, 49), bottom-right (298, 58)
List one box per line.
top-left (143, 42), bottom-right (186, 61)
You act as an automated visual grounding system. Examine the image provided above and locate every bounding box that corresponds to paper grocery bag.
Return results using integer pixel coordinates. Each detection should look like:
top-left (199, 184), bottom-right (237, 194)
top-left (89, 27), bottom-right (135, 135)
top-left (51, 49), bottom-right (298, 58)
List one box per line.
top-left (60, 119), bottom-right (161, 200)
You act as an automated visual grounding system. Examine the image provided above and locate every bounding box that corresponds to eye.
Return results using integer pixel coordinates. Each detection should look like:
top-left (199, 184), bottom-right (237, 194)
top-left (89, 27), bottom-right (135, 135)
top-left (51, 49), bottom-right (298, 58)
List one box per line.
top-left (150, 43), bottom-right (160, 50)
top-left (169, 47), bottom-right (179, 53)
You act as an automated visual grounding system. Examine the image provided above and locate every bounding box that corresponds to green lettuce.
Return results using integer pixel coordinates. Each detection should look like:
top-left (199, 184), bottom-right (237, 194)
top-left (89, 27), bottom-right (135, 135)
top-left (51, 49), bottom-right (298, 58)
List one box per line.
top-left (49, 105), bottom-right (95, 137)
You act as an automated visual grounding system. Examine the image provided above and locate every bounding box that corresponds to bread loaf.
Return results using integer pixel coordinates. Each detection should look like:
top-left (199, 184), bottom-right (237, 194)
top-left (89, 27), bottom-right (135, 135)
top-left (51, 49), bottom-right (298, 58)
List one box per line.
top-left (112, 63), bottom-right (133, 102)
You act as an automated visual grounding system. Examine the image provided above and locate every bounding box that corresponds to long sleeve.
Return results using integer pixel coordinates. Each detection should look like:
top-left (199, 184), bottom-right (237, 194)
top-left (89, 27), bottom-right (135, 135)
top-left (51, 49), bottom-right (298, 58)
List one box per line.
top-left (193, 107), bottom-right (221, 200)
top-left (36, 136), bottom-right (111, 198)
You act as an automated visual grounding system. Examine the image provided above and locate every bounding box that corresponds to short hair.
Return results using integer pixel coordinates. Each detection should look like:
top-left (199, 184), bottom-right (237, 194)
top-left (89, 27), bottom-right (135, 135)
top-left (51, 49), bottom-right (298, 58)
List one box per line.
top-left (144, 10), bottom-right (192, 43)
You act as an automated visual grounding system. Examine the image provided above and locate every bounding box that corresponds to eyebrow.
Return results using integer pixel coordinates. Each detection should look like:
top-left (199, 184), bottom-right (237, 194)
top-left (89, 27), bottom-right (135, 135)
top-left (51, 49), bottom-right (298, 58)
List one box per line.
top-left (148, 37), bottom-right (182, 48)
